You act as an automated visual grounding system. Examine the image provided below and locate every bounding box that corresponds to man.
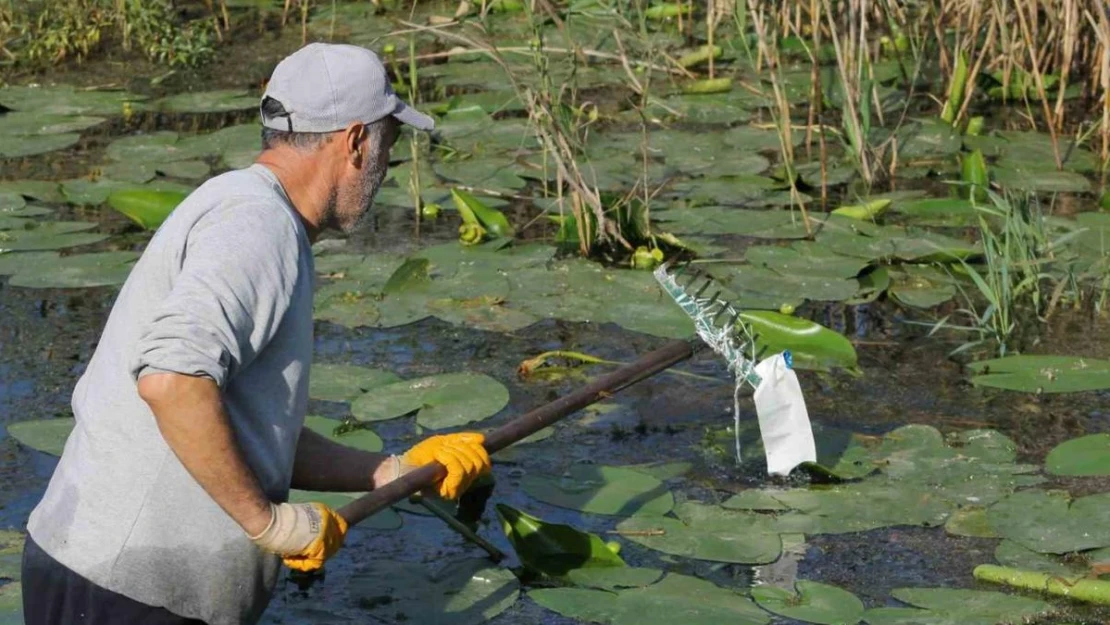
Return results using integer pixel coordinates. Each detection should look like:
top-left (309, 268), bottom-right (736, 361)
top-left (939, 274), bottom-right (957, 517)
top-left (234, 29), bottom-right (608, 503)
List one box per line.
top-left (21, 43), bottom-right (492, 624)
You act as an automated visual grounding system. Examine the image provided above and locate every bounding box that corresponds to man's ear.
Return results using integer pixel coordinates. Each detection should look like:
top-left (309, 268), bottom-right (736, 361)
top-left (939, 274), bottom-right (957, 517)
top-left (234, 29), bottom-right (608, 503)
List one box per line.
top-left (344, 122), bottom-right (366, 165)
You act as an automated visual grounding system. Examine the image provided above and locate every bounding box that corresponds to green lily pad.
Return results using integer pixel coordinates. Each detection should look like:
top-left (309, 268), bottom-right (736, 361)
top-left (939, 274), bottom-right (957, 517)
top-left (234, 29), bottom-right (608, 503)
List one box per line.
top-left (663, 176), bottom-right (781, 206)
top-left (287, 489), bottom-right (401, 530)
top-left (711, 264), bottom-right (860, 303)
top-left (892, 197), bottom-right (977, 226)
top-left (625, 462), bottom-right (691, 481)
top-left (989, 489), bottom-right (1110, 554)
top-left (767, 481), bottom-right (953, 535)
top-left (348, 558), bottom-right (519, 625)
top-left (993, 540), bottom-right (1098, 578)
top-left (967, 355), bottom-right (1110, 393)
top-left (309, 364), bottom-right (402, 403)
top-left (752, 580), bottom-right (864, 625)
top-left (530, 573), bottom-right (771, 625)
top-left (615, 502), bottom-right (782, 564)
top-left (993, 167), bottom-right (1092, 194)
top-left (722, 489), bottom-right (791, 511)
top-left (894, 118), bottom-right (963, 160)
top-left (944, 507), bottom-right (998, 538)
top-left (888, 265), bottom-right (957, 309)
top-left (7, 417), bottom-right (74, 456)
top-left (0, 252), bottom-right (57, 275)
top-left (863, 587), bottom-right (1053, 625)
top-left (303, 416), bottom-right (383, 453)
top-left (496, 504), bottom-right (625, 578)
top-left (349, 372), bottom-right (509, 429)
top-left (7, 251), bottom-right (138, 288)
top-left (744, 242), bottom-right (870, 279)
top-left (156, 89), bottom-right (259, 113)
top-left (652, 206), bottom-right (809, 237)
top-left (0, 180), bottom-right (65, 205)
top-left (0, 532), bottom-right (24, 581)
top-left (0, 111), bottom-right (105, 136)
top-left (0, 85), bottom-right (146, 116)
top-left (520, 464), bottom-right (674, 517)
top-left (107, 189), bottom-right (188, 229)
top-left (565, 566), bottom-right (664, 591)
top-left (741, 310), bottom-right (859, 372)
top-left (0, 583), bottom-right (22, 625)
top-left (1046, 434), bottom-right (1110, 476)
top-left (61, 178), bottom-right (194, 207)
top-left (0, 133), bottom-right (81, 158)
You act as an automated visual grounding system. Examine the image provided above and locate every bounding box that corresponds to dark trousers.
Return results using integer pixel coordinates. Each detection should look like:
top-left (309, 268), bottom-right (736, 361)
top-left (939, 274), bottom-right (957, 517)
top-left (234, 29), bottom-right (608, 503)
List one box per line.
top-left (21, 534), bottom-right (207, 625)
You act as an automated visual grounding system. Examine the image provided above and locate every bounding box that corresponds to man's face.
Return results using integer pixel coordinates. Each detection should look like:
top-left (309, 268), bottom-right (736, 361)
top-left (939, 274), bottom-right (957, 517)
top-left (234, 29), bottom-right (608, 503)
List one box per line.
top-left (333, 118), bottom-right (401, 234)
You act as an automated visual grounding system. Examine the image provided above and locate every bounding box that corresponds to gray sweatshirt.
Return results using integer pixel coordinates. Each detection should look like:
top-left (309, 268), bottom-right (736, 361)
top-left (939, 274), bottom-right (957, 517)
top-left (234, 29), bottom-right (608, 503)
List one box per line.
top-left (26, 163), bottom-right (316, 624)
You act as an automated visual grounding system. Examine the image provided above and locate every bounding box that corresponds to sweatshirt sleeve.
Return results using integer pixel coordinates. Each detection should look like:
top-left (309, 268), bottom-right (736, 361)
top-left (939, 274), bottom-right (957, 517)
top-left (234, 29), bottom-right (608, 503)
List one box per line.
top-left (129, 202), bottom-right (302, 388)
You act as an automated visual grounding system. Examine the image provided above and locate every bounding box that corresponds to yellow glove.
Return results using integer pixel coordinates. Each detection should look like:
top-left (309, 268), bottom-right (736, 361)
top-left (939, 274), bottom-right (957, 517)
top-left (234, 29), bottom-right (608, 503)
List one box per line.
top-left (248, 502), bottom-right (348, 572)
top-left (401, 432), bottom-right (491, 500)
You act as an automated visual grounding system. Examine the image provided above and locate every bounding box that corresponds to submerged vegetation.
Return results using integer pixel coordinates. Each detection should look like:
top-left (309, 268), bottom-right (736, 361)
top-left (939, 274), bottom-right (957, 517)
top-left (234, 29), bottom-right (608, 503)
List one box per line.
top-left (2, 0), bottom-right (1110, 623)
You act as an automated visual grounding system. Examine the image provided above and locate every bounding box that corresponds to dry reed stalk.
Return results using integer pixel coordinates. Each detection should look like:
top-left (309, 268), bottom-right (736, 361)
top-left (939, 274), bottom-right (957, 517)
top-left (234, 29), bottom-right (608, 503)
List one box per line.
top-left (1013, 0), bottom-right (1063, 168)
top-left (821, 0), bottom-right (873, 185)
top-left (1086, 5), bottom-right (1110, 166)
top-left (1052, 0), bottom-right (1079, 134)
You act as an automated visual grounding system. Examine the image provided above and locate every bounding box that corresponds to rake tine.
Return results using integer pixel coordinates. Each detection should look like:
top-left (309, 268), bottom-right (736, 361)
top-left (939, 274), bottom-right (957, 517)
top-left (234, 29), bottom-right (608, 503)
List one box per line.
top-left (705, 290), bottom-right (721, 310)
top-left (694, 278), bottom-right (713, 298)
top-left (726, 309), bottom-right (742, 330)
top-left (674, 259), bottom-right (693, 277)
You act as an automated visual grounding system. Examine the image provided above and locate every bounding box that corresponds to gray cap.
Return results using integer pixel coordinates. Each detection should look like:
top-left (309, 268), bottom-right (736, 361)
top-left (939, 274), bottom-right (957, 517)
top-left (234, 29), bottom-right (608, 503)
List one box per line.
top-left (261, 42), bottom-right (434, 133)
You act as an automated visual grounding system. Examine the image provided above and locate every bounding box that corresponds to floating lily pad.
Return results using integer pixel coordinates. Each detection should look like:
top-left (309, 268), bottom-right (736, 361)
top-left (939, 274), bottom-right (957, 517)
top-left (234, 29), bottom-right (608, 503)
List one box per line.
top-left (303, 416), bottom-right (383, 453)
top-left (287, 489), bottom-right (401, 530)
top-left (0, 532), bottom-right (24, 581)
top-left (1046, 434), bottom-right (1110, 476)
top-left (107, 189), bottom-right (187, 229)
top-left (989, 489), bottom-right (1110, 554)
top-left (566, 566), bottom-right (664, 591)
top-left (7, 417), bottom-right (74, 456)
top-left (768, 481), bottom-right (953, 535)
top-left (531, 573), bottom-right (770, 625)
top-left (520, 464), bottom-right (674, 517)
top-left (888, 265), bottom-right (957, 309)
top-left (0, 583), bottom-right (22, 625)
top-left (892, 197), bottom-right (977, 226)
top-left (967, 355), bottom-right (1110, 393)
top-left (349, 372), bottom-right (509, 429)
top-left (752, 580), bottom-right (864, 625)
top-left (944, 507), bottom-right (998, 538)
top-left (993, 166), bottom-right (1092, 194)
top-left (61, 178), bottom-right (194, 207)
top-left (722, 489), bottom-right (791, 511)
top-left (0, 252), bottom-right (58, 275)
top-left (0, 133), bottom-right (81, 158)
top-left (348, 558), bottom-right (519, 625)
top-left (156, 89), bottom-right (259, 113)
top-left (496, 504), bottom-right (625, 578)
top-left (7, 251), bottom-right (138, 288)
top-left (712, 264), bottom-right (860, 303)
top-left (0, 85), bottom-right (146, 116)
top-left (616, 502), bottom-right (782, 564)
top-left (0, 180), bottom-right (65, 205)
top-left (0, 111), bottom-right (106, 136)
top-left (863, 587), bottom-right (1053, 625)
top-left (744, 242), bottom-right (870, 279)
top-left (993, 540), bottom-right (1093, 578)
top-left (652, 206), bottom-right (811, 238)
top-left (664, 176), bottom-right (781, 206)
top-left (309, 364), bottom-right (402, 403)
top-left (625, 462), bottom-right (691, 481)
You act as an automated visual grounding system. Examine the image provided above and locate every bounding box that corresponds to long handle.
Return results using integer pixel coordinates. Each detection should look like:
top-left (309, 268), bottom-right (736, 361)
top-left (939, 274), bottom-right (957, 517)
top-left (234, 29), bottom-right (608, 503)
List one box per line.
top-left (336, 337), bottom-right (698, 526)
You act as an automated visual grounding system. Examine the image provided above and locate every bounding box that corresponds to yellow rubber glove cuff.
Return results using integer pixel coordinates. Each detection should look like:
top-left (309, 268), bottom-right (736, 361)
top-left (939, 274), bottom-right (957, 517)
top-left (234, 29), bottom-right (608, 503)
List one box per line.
top-left (249, 502), bottom-right (348, 573)
top-left (401, 432), bottom-right (491, 500)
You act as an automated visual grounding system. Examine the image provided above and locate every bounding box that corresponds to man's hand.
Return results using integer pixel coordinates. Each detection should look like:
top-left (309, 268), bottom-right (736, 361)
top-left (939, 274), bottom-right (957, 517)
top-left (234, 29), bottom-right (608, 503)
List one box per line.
top-left (249, 501), bottom-right (348, 572)
top-left (400, 433), bottom-right (491, 500)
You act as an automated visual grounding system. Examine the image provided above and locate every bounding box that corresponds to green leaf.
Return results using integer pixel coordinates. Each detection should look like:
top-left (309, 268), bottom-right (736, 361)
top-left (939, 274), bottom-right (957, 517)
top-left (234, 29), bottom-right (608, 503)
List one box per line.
top-left (993, 167), bottom-right (1092, 194)
top-left (309, 364), bottom-right (402, 403)
top-left (892, 198), bottom-right (977, 227)
top-left (967, 355), bottom-right (1110, 393)
top-left (287, 489), bottom-right (401, 530)
top-left (831, 199), bottom-right (891, 221)
top-left (107, 189), bottom-right (188, 230)
top-left (7, 417), bottom-right (74, 456)
top-left (752, 580), bottom-right (864, 625)
top-left (530, 573), bottom-right (771, 625)
top-left (993, 540), bottom-right (1106, 578)
top-left (877, 587), bottom-right (1053, 625)
top-left (7, 251), bottom-right (138, 288)
top-left (495, 504), bottom-right (625, 578)
top-left (1046, 434), bottom-right (1110, 476)
top-left (155, 89), bottom-right (259, 113)
top-left (944, 507), bottom-right (998, 538)
top-left (349, 372), bottom-right (509, 429)
top-left (0, 133), bottom-right (81, 158)
top-left (348, 558), bottom-right (519, 625)
top-left (615, 502), bottom-right (782, 564)
top-left (0, 85), bottom-right (147, 116)
top-left (566, 567), bottom-right (664, 591)
top-left (520, 464), bottom-right (674, 517)
top-left (303, 416), bottom-right (383, 453)
top-left (989, 489), bottom-right (1110, 554)
top-left (888, 266), bottom-right (957, 309)
top-left (0, 180), bottom-right (64, 205)
top-left (382, 258), bottom-right (431, 294)
top-left (740, 310), bottom-right (858, 372)
top-left (450, 188), bottom-right (514, 237)
top-left (961, 149), bottom-right (989, 200)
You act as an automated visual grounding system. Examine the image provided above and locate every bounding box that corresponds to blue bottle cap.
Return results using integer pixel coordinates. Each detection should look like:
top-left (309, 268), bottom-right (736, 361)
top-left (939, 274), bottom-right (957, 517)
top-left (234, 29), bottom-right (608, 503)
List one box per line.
top-left (783, 350), bottom-right (793, 369)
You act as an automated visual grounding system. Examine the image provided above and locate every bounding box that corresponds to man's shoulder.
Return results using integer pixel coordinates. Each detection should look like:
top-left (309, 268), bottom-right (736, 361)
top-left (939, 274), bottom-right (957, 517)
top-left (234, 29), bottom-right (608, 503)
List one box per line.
top-left (172, 166), bottom-right (305, 248)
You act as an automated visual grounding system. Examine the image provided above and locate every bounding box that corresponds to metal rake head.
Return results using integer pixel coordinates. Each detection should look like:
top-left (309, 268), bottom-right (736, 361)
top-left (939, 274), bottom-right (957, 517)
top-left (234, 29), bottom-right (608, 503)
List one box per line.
top-left (653, 259), bottom-right (764, 388)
